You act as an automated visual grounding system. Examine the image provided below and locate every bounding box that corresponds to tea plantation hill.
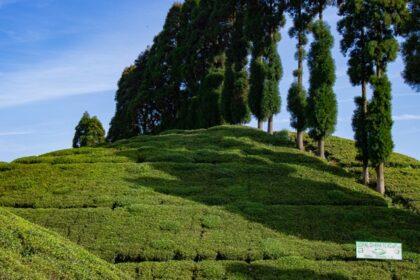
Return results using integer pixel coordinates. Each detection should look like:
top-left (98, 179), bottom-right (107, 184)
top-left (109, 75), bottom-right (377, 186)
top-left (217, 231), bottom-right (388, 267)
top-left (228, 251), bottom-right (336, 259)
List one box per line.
top-left (0, 126), bottom-right (419, 279)
top-left (0, 208), bottom-right (128, 279)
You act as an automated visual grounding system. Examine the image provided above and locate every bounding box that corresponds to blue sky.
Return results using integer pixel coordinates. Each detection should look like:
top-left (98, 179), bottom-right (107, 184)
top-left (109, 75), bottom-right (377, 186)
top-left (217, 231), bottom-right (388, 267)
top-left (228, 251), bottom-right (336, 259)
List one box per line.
top-left (0, 0), bottom-right (419, 162)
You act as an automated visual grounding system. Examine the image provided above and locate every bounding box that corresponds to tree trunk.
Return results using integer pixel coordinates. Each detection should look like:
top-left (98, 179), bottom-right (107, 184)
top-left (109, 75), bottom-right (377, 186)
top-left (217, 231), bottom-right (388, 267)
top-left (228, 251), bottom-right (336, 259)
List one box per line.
top-left (376, 163), bottom-right (385, 195)
top-left (318, 137), bottom-right (325, 159)
top-left (362, 164), bottom-right (370, 185)
top-left (267, 115), bottom-right (273, 135)
top-left (258, 119), bottom-right (263, 130)
top-left (361, 80), bottom-right (369, 186)
top-left (297, 131), bottom-right (304, 151)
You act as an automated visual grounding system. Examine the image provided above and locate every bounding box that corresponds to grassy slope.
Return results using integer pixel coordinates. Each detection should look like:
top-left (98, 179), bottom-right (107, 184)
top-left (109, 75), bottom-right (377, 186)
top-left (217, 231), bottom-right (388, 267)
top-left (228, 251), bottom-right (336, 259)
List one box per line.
top-left (0, 208), bottom-right (127, 279)
top-left (309, 135), bottom-right (420, 211)
top-left (0, 125), bottom-right (419, 279)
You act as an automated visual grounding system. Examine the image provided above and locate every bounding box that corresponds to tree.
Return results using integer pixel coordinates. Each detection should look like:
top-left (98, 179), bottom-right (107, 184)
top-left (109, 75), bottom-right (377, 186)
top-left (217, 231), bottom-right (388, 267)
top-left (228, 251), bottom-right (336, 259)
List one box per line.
top-left (287, 0), bottom-right (315, 150)
top-left (367, 75), bottom-right (394, 194)
top-left (307, 21), bottom-right (337, 159)
top-left (107, 65), bottom-right (140, 142)
top-left (73, 112), bottom-right (105, 148)
top-left (338, 0), bottom-right (375, 185)
top-left (107, 51), bottom-right (149, 142)
top-left (247, 0), bottom-right (284, 133)
top-left (197, 66), bottom-right (225, 128)
top-left (263, 38), bottom-right (283, 134)
top-left (364, 0), bottom-right (407, 194)
top-left (142, 3), bottom-right (184, 131)
top-left (402, 0), bottom-right (420, 90)
top-left (221, 0), bottom-right (251, 125)
top-left (180, 0), bottom-right (228, 129)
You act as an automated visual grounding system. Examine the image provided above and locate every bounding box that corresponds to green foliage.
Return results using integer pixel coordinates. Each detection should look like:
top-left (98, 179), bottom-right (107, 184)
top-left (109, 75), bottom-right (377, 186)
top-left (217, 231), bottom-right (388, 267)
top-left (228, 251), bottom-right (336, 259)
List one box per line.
top-left (307, 134), bottom-right (420, 211)
top-left (197, 67), bottom-right (225, 128)
top-left (352, 97), bottom-right (369, 165)
top-left (221, 63), bottom-right (235, 124)
top-left (287, 83), bottom-right (307, 131)
top-left (247, 0), bottom-right (286, 126)
top-left (402, 0), bottom-right (420, 90)
top-left (367, 75), bottom-right (394, 167)
top-left (262, 41), bottom-right (282, 118)
top-left (286, 0), bottom-right (315, 136)
top-left (107, 61), bottom-right (144, 142)
top-left (73, 112), bottom-right (105, 148)
top-left (141, 4), bottom-right (184, 131)
top-left (249, 56), bottom-right (266, 121)
top-left (118, 258), bottom-right (419, 280)
top-left (249, 40), bottom-right (282, 123)
top-left (0, 208), bottom-right (127, 279)
top-left (272, 130), bottom-right (292, 145)
top-left (307, 21), bottom-right (337, 141)
top-left (1, 126), bottom-right (420, 278)
top-left (107, 67), bottom-right (134, 142)
top-left (221, 1), bottom-right (250, 125)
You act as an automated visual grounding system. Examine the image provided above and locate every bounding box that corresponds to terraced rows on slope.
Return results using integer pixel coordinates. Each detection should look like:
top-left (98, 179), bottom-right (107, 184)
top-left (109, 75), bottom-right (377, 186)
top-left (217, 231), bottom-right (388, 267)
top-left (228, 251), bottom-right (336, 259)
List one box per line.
top-left (0, 208), bottom-right (127, 279)
top-left (0, 126), bottom-right (419, 279)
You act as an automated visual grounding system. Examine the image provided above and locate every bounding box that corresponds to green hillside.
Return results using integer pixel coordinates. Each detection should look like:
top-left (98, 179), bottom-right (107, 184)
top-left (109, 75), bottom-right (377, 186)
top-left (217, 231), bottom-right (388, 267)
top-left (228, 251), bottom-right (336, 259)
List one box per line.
top-left (0, 126), bottom-right (419, 279)
top-left (0, 208), bottom-right (127, 279)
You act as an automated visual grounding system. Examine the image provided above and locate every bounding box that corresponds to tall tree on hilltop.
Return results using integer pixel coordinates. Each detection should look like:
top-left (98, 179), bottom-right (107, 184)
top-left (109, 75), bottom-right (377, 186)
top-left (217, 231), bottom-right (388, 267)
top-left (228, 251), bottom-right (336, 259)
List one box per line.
top-left (182, 0), bottom-right (228, 129)
top-left (307, 20), bottom-right (337, 159)
top-left (338, 0), bottom-right (374, 185)
top-left (287, 0), bottom-right (315, 150)
top-left (221, 0), bottom-right (251, 125)
top-left (247, 0), bottom-right (285, 133)
top-left (402, 0), bottom-right (420, 90)
top-left (364, 0), bottom-right (407, 194)
top-left (264, 36), bottom-right (283, 134)
top-left (130, 49), bottom-right (164, 135)
top-left (142, 4), bottom-right (183, 131)
top-left (197, 64), bottom-right (226, 128)
top-left (73, 112), bottom-right (105, 148)
top-left (107, 60), bottom-right (144, 142)
top-left (171, 0), bottom-right (200, 128)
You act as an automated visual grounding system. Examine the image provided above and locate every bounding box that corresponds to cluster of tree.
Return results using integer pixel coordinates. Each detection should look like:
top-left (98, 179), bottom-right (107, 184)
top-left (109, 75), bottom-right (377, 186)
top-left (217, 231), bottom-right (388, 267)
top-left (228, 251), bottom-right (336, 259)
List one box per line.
top-left (73, 112), bottom-right (105, 148)
top-left (338, 0), bottom-right (409, 194)
top-left (104, 0), bottom-right (417, 194)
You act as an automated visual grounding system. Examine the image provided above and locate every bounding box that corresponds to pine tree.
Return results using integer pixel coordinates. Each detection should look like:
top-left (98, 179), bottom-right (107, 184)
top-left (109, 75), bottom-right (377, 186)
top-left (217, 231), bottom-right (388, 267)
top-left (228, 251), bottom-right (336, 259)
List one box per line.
top-left (221, 0), bottom-right (251, 125)
top-left (287, 0), bottom-right (315, 150)
top-left (402, 0), bottom-right (419, 90)
top-left (181, 0), bottom-right (228, 129)
top-left (364, 0), bottom-right (407, 194)
top-left (247, 0), bottom-right (284, 133)
top-left (197, 66), bottom-right (225, 128)
top-left (249, 55), bottom-right (266, 129)
top-left (107, 62), bottom-right (143, 142)
top-left (73, 112), bottom-right (105, 148)
top-left (338, 0), bottom-right (375, 185)
top-left (352, 96), bottom-right (369, 180)
top-left (367, 75), bottom-right (394, 194)
top-left (263, 38), bottom-right (283, 134)
top-left (307, 21), bottom-right (337, 159)
top-left (143, 4), bottom-right (183, 131)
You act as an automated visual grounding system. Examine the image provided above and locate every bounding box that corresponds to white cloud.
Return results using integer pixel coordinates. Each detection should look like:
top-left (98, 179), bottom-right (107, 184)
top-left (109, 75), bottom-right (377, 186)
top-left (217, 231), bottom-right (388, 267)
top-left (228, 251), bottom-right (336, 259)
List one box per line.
top-left (393, 114), bottom-right (420, 121)
top-left (0, 31), bottom-right (145, 108)
top-left (0, 130), bottom-right (33, 136)
top-left (0, 0), bottom-right (22, 8)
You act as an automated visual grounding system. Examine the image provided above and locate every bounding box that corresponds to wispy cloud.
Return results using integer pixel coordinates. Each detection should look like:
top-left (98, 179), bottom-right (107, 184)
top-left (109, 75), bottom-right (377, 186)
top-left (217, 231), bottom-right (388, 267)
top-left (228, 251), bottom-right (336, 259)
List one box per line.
top-left (0, 130), bottom-right (33, 136)
top-left (393, 114), bottom-right (420, 121)
top-left (0, 0), bottom-right (19, 8)
top-left (0, 31), bottom-right (145, 108)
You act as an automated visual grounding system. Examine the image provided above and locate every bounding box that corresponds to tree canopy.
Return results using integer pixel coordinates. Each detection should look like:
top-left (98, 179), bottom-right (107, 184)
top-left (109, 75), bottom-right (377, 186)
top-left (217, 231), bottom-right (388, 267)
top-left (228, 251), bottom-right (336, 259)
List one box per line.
top-left (73, 112), bottom-right (105, 148)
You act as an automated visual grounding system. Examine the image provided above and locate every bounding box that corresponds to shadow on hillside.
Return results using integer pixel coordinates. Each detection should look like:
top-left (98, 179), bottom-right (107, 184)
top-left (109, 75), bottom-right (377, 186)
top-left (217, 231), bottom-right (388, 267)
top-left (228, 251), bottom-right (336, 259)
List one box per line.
top-left (120, 127), bottom-right (420, 254)
top-left (116, 133), bottom-right (354, 179)
top-left (226, 263), bottom-right (350, 280)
